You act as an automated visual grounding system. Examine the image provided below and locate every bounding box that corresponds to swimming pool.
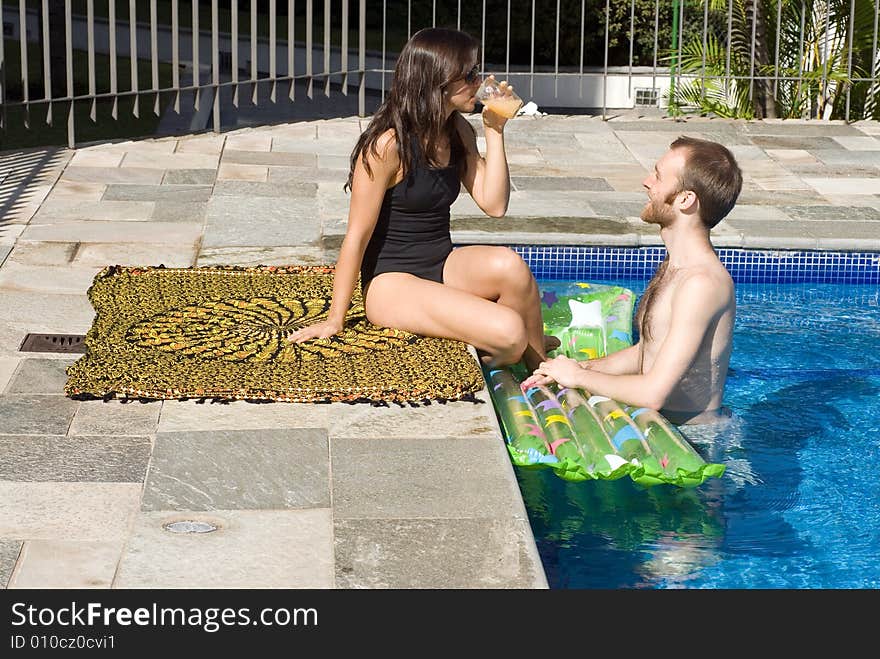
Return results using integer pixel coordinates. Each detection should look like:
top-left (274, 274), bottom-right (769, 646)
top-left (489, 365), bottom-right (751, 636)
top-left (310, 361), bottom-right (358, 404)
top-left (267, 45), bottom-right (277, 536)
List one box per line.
top-left (510, 247), bottom-right (880, 589)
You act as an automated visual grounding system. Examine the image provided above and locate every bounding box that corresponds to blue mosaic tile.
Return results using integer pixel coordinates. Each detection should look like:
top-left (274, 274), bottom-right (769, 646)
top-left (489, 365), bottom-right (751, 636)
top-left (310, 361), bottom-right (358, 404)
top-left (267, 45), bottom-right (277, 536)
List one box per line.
top-left (500, 246), bottom-right (880, 285)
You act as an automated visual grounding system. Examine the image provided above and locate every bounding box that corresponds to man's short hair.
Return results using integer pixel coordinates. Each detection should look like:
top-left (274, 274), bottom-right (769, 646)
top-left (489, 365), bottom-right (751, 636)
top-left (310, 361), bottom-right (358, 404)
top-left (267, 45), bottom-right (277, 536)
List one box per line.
top-left (671, 136), bottom-right (743, 229)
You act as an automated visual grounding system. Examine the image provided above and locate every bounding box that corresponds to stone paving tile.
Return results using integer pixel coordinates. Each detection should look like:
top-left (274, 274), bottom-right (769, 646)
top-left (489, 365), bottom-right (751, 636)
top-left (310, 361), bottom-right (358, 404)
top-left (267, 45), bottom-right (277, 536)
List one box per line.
top-left (831, 135), bottom-right (880, 150)
top-left (781, 205), bottom-right (880, 222)
top-left (742, 121), bottom-right (862, 136)
top-left (4, 358), bottom-right (74, 394)
top-left (802, 177), bottom-right (880, 195)
top-left (751, 135), bottom-right (841, 150)
top-left (224, 133), bottom-right (273, 151)
top-left (0, 290), bottom-right (94, 328)
top-left (8, 539), bottom-right (123, 589)
top-left (69, 400), bottom-right (162, 436)
top-left (725, 205), bottom-right (795, 222)
top-left (328, 396), bottom-right (498, 439)
top-left (803, 221), bottom-right (880, 240)
top-left (0, 358), bottom-right (19, 394)
top-left (150, 201), bottom-right (208, 223)
top-left (115, 509), bottom-right (333, 588)
top-left (69, 150), bottom-right (125, 167)
top-left (6, 242), bottom-right (78, 265)
top-left (157, 399), bottom-right (333, 431)
top-left (222, 149), bottom-right (315, 167)
top-left (331, 436), bottom-right (524, 519)
top-left (737, 188), bottom-right (827, 205)
top-left (73, 243), bottom-right (198, 268)
top-left (203, 197), bottom-right (320, 248)
top-left (34, 200), bottom-right (156, 222)
top-left (810, 149), bottom-right (880, 166)
top-left (765, 148), bottom-right (819, 164)
top-left (61, 166), bottom-right (165, 184)
top-left (174, 134), bottom-right (226, 154)
top-left (0, 395), bottom-right (80, 435)
top-left (216, 162), bottom-right (269, 181)
top-left (0, 225), bottom-right (26, 244)
top-left (271, 137), bottom-right (355, 157)
top-left (0, 263), bottom-right (101, 294)
top-left (0, 245), bottom-right (10, 266)
top-left (162, 169), bottom-right (217, 184)
top-left (142, 429), bottom-right (329, 511)
top-left (49, 180), bottom-right (107, 202)
top-left (212, 179), bottom-right (318, 198)
top-left (21, 220), bottom-right (203, 245)
top-left (0, 540), bottom-right (22, 588)
top-left (102, 184), bottom-right (213, 202)
top-left (0, 435), bottom-right (151, 482)
top-left (121, 152), bottom-right (219, 170)
top-left (334, 517), bottom-right (545, 589)
top-left (0, 482), bottom-right (141, 541)
top-left (511, 176), bottom-right (613, 192)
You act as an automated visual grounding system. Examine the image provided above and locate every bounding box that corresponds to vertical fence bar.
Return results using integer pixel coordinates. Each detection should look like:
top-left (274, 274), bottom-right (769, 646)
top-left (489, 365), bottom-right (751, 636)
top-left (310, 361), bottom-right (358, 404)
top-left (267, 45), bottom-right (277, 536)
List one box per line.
top-left (797, 1), bottom-right (805, 118)
top-left (846, 0), bottom-right (855, 121)
top-left (172, 0), bottom-right (179, 112)
top-left (701, 0), bottom-right (708, 104)
top-left (407, 0), bottom-right (410, 39)
top-left (554, 0), bottom-right (559, 97)
top-left (432, 0), bottom-right (435, 27)
top-left (251, 0), bottom-right (257, 104)
top-left (381, 0), bottom-right (385, 101)
top-left (602, 0), bottom-right (609, 119)
top-left (269, 0), bottom-right (276, 102)
top-left (341, 0), bottom-right (348, 94)
top-left (628, 0), bottom-right (635, 99)
top-left (306, 0), bottom-right (313, 98)
top-left (232, 0), bottom-right (238, 106)
top-left (18, 0), bottom-right (28, 128)
top-left (65, 0), bottom-right (73, 147)
top-left (725, 0), bottom-right (732, 95)
top-left (773, 0), bottom-right (782, 100)
top-left (193, 0), bottom-right (200, 110)
top-left (505, 0), bottom-right (510, 78)
top-left (481, 0), bottom-right (486, 73)
top-left (109, 0), bottom-right (117, 118)
top-left (151, 0), bottom-right (159, 115)
top-left (870, 0), bottom-right (879, 116)
top-left (652, 0), bottom-right (658, 103)
top-left (88, 0), bottom-right (96, 120)
top-left (821, 0), bottom-right (830, 118)
top-left (529, 0), bottom-right (535, 97)
top-left (0, 0), bottom-right (5, 130)
top-left (358, 0), bottom-right (364, 116)
top-left (579, 0), bottom-right (584, 98)
top-left (323, 0), bottom-right (329, 96)
top-left (457, 0), bottom-right (460, 31)
top-left (289, 0), bottom-right (296, 100)
top-left (748, 0), bottom-right (757, 107)
top-left (130, 0), bottom-right (139, 118)
top-left (287, 0), bottom-right (300, 101)
top-left (212, 0), bottom-right (219, 130)
top-left (41, 0), bottom-right (51, 124)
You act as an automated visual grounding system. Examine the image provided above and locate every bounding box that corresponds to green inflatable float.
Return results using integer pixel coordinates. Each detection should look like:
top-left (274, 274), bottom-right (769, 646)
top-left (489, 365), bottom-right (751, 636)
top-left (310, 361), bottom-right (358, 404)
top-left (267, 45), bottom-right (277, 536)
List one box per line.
top-left (483, 282), bottom-right (725, 488)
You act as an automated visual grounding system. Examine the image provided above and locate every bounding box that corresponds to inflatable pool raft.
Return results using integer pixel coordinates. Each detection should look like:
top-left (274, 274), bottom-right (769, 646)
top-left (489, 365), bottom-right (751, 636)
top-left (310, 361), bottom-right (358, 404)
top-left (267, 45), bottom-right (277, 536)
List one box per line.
top-left (484, 282), bottom-right (725, 488)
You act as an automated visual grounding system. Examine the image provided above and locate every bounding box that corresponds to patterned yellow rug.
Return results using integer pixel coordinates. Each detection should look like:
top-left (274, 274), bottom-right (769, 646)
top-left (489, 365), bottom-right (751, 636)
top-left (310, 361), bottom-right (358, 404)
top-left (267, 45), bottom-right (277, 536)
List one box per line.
top-left (65, 265), bottom-right (484, 403)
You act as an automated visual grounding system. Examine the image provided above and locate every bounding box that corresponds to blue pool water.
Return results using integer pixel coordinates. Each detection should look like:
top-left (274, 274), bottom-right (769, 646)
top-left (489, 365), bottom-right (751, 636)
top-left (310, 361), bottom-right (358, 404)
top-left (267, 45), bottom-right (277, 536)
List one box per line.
top-left (521, 280), bottom-right (880, 589)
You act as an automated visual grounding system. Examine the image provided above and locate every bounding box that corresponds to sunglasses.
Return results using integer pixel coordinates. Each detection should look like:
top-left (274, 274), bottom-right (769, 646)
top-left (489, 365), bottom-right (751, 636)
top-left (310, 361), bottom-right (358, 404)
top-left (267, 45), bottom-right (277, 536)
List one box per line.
top-left (464, 65), bottom-right (480, 85)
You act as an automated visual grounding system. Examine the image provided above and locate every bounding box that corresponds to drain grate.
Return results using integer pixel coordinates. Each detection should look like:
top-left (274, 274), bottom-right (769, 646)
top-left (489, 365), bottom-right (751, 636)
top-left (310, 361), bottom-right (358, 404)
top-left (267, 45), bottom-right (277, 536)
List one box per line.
top-left (20, 333), bottom-right (86, 353)
top-left (163, 520), bottom-right (218, 534)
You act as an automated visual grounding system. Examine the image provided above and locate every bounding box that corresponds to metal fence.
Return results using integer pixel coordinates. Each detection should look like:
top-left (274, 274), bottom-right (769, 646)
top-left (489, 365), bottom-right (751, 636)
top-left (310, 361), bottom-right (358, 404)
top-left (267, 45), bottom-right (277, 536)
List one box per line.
top-left (1, 1), bottom-right (879, 149)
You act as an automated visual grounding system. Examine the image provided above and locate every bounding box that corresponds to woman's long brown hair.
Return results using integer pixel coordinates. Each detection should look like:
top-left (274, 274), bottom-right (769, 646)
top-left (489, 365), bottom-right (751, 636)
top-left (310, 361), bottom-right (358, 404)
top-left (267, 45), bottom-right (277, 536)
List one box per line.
top-left (345, 27), bottom-right (479, 191)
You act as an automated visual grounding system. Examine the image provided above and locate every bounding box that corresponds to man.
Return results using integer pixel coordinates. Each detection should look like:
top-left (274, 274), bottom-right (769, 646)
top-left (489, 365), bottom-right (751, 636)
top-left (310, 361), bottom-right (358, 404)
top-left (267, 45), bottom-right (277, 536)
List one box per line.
top-left (523, 136), bottom-right (743, 425)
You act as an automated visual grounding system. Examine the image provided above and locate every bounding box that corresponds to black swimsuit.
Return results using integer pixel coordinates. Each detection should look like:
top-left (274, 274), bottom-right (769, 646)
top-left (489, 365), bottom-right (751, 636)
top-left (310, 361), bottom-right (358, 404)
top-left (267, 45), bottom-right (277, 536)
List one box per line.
top-left (360, 143), bottom-right (461, 287)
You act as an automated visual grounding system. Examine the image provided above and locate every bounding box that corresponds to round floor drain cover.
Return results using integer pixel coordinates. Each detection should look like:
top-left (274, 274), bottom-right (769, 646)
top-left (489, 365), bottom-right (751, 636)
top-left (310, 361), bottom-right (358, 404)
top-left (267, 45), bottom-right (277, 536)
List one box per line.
top-left (163, 520), bottom-right (218, 534)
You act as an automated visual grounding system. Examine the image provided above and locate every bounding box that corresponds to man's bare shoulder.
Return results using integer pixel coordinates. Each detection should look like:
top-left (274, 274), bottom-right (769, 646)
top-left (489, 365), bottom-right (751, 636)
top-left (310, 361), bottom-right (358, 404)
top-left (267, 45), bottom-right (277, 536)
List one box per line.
top-left (673, 265), bottom-right (734, 310)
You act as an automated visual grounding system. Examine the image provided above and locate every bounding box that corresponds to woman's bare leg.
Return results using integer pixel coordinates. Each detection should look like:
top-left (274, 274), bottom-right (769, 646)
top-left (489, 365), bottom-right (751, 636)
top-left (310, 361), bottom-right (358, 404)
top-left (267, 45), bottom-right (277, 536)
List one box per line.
top-left (442, 245), bottom-right (546, 370)
top-left (364, 273), bottom-right (529, 366)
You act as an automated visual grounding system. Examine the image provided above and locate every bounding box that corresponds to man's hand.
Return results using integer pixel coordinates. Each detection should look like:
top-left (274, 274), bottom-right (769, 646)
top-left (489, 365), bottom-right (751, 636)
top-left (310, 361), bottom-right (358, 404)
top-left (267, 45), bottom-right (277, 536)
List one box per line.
top-left (286, 319), bottom-right (343, 344)
top-left (522, 355), bottom-right (586, 390)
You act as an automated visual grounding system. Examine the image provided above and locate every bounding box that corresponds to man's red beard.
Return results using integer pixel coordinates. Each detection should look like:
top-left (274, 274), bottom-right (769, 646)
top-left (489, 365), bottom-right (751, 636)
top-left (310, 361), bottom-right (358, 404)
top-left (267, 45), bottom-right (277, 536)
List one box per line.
top-left (640, 190), bottom-right (679, 226)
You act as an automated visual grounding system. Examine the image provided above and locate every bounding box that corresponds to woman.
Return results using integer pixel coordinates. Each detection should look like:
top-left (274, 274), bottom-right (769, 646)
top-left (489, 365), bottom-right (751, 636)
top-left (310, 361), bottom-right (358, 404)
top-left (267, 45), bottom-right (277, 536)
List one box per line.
top-left (288, 27), bottom-right (547, 370)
